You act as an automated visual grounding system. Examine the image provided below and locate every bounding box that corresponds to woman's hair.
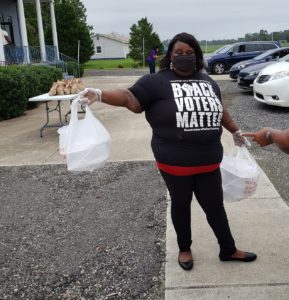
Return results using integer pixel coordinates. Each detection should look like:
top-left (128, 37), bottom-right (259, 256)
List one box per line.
top-left (153, 45), bottom-right (159, 50)
top-left (159, 32), bottom-right (205, 72)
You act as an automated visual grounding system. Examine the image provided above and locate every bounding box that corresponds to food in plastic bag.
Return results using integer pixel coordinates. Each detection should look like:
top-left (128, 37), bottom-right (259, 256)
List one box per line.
top-left (56, 81), bottom-right (65, 95)
top-left (63, 82), bottom-right (71, 95)
top-left (75, 79), bottom-right (85, 91)
top-left (57, 98), bottom-right (111, 172)
top-left (48, 79), bottom-right (85, 96)
top-left (48, 82), bottom-right (58, 96)
top-left (220, 146), bottom-right (260, 201)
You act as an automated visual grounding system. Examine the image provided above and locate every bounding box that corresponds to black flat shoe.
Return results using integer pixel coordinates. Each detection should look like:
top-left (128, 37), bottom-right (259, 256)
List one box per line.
top-left (178, 251), bottom-right (193, 270)
top-left (220, 251), bottom-right (257, 262)
top-left (178, 259), bottom-right (194, 270)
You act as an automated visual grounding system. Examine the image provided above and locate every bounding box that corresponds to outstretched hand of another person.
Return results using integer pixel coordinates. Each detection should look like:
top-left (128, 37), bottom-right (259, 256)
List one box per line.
top-left (242, 127), bottom-right (289, 155)
top-left (241, 128), bottom-right (273, 147)
top-left (78, 88), bottom-right (102, 107)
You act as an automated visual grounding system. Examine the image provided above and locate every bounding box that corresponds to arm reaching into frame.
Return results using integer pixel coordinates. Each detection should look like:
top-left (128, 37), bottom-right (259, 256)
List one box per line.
top-left (242, 128), bottom-right (289, 154)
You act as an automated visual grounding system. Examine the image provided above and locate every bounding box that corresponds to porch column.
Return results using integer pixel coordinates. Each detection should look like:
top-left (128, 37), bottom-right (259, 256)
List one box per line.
top-left (17, 0), bottom-right (30, 63)
top-left (0, 35), bottom-right (4, 65)
top-left (35, 0), bottom-right (46, 62)
top-left (50, 0), bottom-right (59, 60)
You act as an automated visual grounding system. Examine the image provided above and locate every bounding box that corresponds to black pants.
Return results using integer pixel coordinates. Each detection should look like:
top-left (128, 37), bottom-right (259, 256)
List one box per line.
top-left (148, 61), bottom-right (156, 74)
top-left (160, 168), bottom-right (236, 257)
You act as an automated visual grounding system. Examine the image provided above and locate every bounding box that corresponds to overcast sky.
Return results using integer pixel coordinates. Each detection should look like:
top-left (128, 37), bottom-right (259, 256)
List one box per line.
top-left (81, 0), bottom-right (288, 41)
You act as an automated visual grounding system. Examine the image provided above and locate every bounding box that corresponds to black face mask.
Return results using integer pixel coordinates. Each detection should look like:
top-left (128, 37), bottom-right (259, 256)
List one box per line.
top-left (172, 55), bottom-right (197, 73)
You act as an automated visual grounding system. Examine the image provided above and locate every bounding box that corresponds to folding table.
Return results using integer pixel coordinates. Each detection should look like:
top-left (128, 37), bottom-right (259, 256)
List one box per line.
top-left (29, 93), bottom-right (79, 137)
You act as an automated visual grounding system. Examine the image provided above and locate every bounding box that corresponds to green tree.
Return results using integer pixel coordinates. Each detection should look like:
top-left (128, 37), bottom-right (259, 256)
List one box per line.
top-left (129, 17), bottom-right (163, 62)
top-left (259, 29), bottom-right (270, 41)
top-left (24, 3), bottom-right (49, 46)
top-left (244, 33), bottom-right (259, 41)
top-left (49, 0), bottom-right (94, 64)
top-left (24, 0), bottom-right (94, 64)
top-left (281, 30), bottom-right (289, 42)
top-left (271, 31), bottom-right (281, 41)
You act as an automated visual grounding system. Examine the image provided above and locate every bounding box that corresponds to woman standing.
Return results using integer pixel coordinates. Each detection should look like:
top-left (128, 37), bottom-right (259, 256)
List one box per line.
top-left (78, 32), bottom-right (257, 271)
top-left (147, 46), bottom-right (159, 73)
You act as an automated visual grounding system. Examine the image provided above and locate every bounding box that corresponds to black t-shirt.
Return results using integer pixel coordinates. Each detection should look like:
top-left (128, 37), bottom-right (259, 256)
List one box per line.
top-left (128, 70), bottom-right (224, 166)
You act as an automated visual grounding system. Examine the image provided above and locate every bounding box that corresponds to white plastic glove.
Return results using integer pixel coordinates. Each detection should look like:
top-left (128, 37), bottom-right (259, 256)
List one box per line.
top-left (233, 129), bottom-right (251, 147)
top-left (78, 88), bottom-right (102, 106)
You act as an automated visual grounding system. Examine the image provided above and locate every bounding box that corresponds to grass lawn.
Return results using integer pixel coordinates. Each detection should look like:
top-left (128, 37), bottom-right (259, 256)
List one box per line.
top-left (201, 44), bottom-right (227, 54)
top-left (83, 46), bottom-right (230, 70)
top-left (84, 58), bottom-right (141, 70)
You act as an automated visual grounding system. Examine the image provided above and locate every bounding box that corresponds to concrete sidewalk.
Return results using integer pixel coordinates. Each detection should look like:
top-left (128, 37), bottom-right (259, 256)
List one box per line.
top-left (1, 75), bottom-right (289, 299)
top-left (165, 140), bottom-right (289, 300)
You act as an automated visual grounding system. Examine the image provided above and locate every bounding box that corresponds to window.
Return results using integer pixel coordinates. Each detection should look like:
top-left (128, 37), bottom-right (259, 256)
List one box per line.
top-left (244, 44), bottom-right (260, 52)
top-left (279, 50), bottom-right (289, 57)
top-left (238, 45), bottom-right (245, 52)
top-left (262, 43), bottom-right (278, 50)
top-left (232, 45), bottom-right (239, 53)
top-left (96, 46), bottom-right (102, 54)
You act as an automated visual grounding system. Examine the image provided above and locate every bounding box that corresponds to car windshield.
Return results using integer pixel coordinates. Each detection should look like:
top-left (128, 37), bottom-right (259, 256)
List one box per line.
top-left (278, 54), bottom-right (289, 62)
top-left (253, 49), bottom-right (277, 61)
top-left (213, 44), bottom-right (232, 54)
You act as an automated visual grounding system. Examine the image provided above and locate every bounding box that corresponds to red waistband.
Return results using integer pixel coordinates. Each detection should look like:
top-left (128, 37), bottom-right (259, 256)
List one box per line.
top-left (156, 162), bottom-right (220, 176)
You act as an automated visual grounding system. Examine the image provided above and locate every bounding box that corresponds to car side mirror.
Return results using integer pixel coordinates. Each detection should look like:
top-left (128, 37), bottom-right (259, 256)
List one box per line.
top-left (265, 56), bottom-right (273, 61)
top-left (228, 51), bottom-right (233, 56)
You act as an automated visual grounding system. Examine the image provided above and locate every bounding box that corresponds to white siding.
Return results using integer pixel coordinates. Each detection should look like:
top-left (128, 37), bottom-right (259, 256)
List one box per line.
top-left (91, 34), bottom-right (129, 60)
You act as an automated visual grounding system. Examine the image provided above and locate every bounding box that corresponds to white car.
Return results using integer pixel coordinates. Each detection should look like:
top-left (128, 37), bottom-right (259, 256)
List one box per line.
top-left (253, 57), bottom-right (289, 107)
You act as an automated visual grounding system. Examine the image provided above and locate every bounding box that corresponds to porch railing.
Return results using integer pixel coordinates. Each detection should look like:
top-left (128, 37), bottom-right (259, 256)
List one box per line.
top-left (1, 45), bottom-right (80, 78)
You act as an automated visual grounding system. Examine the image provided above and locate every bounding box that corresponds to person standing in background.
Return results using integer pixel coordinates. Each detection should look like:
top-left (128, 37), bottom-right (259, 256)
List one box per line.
top-left (147, 46), bottom-right (159, 74)
top-left (0, 27), bottom-right (13, 64)
top-left (0, 27), bottom-right (12, 45)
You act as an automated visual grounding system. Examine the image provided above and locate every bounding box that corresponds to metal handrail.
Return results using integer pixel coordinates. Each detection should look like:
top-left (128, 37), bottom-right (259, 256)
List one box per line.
top-left (0, 45), bottom-right (80, 77)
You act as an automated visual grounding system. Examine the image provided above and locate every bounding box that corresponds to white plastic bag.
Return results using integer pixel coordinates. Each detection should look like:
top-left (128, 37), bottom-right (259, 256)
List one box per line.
top-left (57, 98), bottom-right (111, 172)
top-left (221, 146), bottom-right (260, 201)
top-left (58, 125), bottom-right (68, 156)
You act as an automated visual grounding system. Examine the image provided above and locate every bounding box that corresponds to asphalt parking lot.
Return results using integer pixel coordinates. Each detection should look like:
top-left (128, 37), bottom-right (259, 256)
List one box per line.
top-left (0, 161), bottom-right (167, 300)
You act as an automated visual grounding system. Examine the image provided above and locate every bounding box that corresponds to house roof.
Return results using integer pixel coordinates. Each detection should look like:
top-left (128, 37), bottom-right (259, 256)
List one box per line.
top-left (94, 32), bottom-right (129, 44)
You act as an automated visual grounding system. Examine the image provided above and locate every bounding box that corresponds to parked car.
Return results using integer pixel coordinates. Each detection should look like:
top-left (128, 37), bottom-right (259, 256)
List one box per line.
top-left (229, 47), bottom-right (289, 79)
top-left (253, 57), bottom-right (289, 107)
top-left (205, 41), bottom-right (281, 75)
top-left (237, 54), bottom-right (289, 90)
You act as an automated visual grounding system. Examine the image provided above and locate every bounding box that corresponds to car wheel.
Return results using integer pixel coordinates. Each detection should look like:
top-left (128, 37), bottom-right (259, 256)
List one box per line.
top-left (212, 62), bottom-right (226, 74)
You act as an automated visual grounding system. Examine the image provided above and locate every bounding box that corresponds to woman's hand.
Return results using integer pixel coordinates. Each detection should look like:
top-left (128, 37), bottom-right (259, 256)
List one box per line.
top-left (221, 109), bottom-right (250, 146)
top-left (78, 88), bottom-right (102, 106)
top-left (232, 130), bottom-right (251, 147)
